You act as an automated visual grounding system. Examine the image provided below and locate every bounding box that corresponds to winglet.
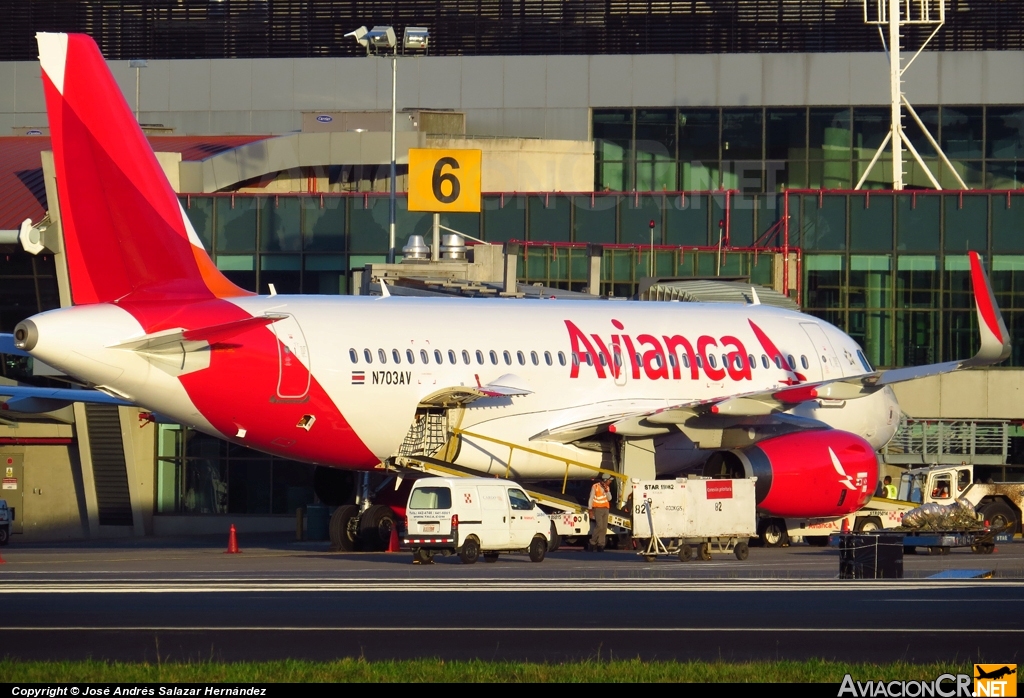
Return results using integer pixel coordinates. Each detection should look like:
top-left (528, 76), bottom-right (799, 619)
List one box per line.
top-left (963, 251), bottom-right (1011, 367)
top-left (378, 278), bottom-right (391, 299)
top-left (749, 286), bottom-right (761, 305)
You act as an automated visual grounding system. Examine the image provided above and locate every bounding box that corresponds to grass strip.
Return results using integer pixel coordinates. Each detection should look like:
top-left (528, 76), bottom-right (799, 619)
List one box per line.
top-left (0, 658), bottom-right (977, 683)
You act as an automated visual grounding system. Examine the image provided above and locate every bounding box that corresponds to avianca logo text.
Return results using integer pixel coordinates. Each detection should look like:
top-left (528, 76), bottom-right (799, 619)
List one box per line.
top-left (564, 318), bottom-right (808, 384)
top-left (565, 319), bottom-right (753, 382)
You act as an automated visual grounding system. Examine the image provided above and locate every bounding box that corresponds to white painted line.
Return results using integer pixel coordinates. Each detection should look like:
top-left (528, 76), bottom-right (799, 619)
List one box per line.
top-left (5, 626), bottom-right (1024, 633)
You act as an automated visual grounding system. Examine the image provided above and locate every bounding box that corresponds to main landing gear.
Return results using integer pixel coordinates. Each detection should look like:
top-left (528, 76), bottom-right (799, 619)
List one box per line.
top-left (325, 471), bottom-right (401, 552)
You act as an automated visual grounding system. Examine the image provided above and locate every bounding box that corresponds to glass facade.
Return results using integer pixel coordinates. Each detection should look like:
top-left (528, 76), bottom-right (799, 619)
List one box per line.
top-left (594, 106), bottom-right (1024, 193)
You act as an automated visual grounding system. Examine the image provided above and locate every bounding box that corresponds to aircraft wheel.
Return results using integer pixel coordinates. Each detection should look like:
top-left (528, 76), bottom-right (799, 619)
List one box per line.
top-left (329, 505), bottom-right (359, 552)
top-left (678, 544), bottom-right (693, 562)
top-left (359, 504), bottom-right (397, 551)
top-left (529, 536), bottom-right (547, 563)
top-left (459, 536), bottom-right (480, 565)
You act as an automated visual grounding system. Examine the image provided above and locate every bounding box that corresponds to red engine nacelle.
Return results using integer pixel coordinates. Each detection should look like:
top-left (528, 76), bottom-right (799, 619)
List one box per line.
top-left (711, 430), bottom-right (878, 519)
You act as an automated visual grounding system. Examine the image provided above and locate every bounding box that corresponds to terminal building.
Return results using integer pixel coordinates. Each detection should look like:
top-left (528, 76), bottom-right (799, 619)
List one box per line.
top-left (0, 0), bottom-right (1023, 540)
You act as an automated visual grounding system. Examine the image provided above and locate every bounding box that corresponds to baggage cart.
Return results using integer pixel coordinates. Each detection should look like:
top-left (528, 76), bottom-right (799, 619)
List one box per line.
top-left (630, 477), bottom-right (757, 562)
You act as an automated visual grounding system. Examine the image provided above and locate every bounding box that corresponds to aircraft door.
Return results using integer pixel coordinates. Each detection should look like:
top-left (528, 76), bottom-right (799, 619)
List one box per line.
top-left (800, 323), bottom-right (841, 381)
top-left (271, 314), bottom-right (311, 401)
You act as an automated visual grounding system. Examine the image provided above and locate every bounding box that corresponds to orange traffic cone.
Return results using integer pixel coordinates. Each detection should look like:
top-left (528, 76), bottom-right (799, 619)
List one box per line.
top-left (386, 525), bottom-right (400, 553)
top-left (841, 518), bottom-right (851, 534)
top-left (225, 524), bottom-right (240, 554)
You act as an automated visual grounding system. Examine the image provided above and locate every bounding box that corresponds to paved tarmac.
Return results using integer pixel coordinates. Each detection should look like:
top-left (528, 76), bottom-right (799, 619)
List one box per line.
top-left (1, 534), bottom-right (1022, 663)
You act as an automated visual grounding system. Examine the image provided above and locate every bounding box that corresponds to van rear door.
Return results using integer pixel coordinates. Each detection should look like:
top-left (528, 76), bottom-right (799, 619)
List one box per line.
top-left (477, 486), bottom-right (511, 548)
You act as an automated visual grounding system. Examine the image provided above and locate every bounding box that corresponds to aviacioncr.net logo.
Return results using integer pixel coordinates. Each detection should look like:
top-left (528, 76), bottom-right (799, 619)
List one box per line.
top-left (838, 674), bottom-right (973, 697)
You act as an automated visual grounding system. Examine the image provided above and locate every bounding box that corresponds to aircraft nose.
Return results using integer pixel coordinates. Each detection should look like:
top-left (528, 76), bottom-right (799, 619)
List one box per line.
top-left (14, 319), bottom-right (37, 351)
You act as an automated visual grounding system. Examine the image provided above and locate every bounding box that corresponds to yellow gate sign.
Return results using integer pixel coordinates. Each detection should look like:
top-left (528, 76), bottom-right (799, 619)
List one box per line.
top-left (408, 148), bottom-right (482, 213)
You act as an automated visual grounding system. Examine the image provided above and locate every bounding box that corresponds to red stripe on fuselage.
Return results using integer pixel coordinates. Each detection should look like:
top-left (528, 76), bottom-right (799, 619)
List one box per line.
top-left (117, 298), bottom-right (379, 470)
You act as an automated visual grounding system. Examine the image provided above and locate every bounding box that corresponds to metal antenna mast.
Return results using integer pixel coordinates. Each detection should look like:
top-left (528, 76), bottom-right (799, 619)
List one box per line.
top-left (857, 0), bottom-right (967, 191)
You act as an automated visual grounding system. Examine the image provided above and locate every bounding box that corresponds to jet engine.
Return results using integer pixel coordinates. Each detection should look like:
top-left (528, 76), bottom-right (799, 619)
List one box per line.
top-left (703, 430), bottom-right (878, 518)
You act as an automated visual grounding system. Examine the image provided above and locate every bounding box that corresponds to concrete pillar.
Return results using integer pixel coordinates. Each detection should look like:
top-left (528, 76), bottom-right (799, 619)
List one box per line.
top-left (587, 243), bottom-right (604, 295)
top-left (504, 242), bottom-right (519, 294)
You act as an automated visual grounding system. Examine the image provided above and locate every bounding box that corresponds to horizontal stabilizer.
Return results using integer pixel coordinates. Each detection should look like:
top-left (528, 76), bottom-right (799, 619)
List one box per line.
top-left (111, 314), bottom-right (288, 354)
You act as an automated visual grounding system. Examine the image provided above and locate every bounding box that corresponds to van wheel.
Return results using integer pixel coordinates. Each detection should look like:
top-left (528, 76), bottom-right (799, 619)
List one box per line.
top-left (759, 519), bottom-right (788, 548)
top-left (483, 552), bottom-right (499, 563)
top-left (459, 536), bottom-right (480, 564)
top-left (529, 536), bottom-right (547, 563)
top-left (329, 505), bottom-right (359, 552)
top-left (547, 524), bottom-right (561, 552)
top-left (413, 547), bottom-right (433, 564)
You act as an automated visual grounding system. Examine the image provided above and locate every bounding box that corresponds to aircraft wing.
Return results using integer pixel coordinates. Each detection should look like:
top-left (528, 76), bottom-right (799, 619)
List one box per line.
top-left (0, 384), bottom-right (135, 413)
top-left (533, 251), bottom-right (1011, 443)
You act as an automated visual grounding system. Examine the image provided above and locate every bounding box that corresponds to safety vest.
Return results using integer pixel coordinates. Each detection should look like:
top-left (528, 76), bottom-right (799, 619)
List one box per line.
top-left (591, 482), bottom-right (610, 508)
top-left (885, 484), bottom-right (897, 499)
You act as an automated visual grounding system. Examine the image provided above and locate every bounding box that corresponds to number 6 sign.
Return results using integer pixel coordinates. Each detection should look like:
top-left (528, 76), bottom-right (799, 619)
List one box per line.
top-left (408, 148), bottom-right (482, 213)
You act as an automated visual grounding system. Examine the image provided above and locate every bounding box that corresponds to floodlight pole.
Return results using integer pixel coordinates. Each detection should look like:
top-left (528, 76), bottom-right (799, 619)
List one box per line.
top-left (388, 51), bottom-right (398, 264)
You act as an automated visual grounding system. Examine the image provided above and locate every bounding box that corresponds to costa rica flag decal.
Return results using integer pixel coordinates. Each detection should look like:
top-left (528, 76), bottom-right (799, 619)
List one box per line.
top-left (352, 371), bottom-right (365, 385)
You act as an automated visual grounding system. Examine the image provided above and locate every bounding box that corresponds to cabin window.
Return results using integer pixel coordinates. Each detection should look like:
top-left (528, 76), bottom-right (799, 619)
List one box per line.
top-left (420, 349), bottom-right (429, 364)
top-left (434, 349), bottom-right (443, 364)
top-left (349, 349), bottom-right (358, 363)
top-left (378, 349), bottom-right (387, 364)
top-left (787, 355), bottom-right (796, 370)
top-left (530, 351), bottom-right (539, 366)
top-left (462, 350), bottom-right (471, 365)
top-left (489, 350), bottom-right (498, 365)
top-left (682, 354), bottom-right (689, 368)
top-left (544, 351), bottom-right (553, 366)
top-left (708, 354), bottom-right (717, 369)
top-left (722, 354), bottom-right (728, 369)
top-left (774, 356), bottom-right (783, 369)
top-left (406, 349), bottom-right (415, 364)
top-left (476, 350), bottom-right (484, 365)
top-left (364, 349), bottom-right (373, 364)
top-left (801, 355), bottom-right (809, 369)
top-left (517, 351), bottom-right (526, 366)
top-left (392, 349), bottom-right (401, 364)
top-left (761, 354), bottom-right (770, 369)
top-left (571, 352), bottom-right (579, 366)
top-left (695, 355), bottom-right (703, 368)
top-left (448, 350), bottom-right (456, 364)
top-left (558, 352), bottom-right (566, 366)
top-left (668, 354), bottom-right (677, 368)
top-left (503, 350), bottom-right (512, 365)
top-left (748, 354), bottom-right (755, 368)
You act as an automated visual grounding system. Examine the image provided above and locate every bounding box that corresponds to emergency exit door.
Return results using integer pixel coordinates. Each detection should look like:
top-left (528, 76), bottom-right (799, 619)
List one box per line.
top-left (271, 314), bottom-right (311, 401)
top-left (1, 454), bottom-right (23, 534)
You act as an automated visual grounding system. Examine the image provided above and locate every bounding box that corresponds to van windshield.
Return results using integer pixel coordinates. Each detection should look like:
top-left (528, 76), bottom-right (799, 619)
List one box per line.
top-left (409, 487), bottom-right (452, 510)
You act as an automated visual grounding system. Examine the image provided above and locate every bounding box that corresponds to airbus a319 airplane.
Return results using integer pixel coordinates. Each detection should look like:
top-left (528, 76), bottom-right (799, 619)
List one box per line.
top-left (3, 33), bottom-right (1012, 548)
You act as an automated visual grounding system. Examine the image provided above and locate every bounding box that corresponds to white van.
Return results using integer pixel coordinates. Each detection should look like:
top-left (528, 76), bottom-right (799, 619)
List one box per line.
top-left (402, 477), bottom-right (551, 564)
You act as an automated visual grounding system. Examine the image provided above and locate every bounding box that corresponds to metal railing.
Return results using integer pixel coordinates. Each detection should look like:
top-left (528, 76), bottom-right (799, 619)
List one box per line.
top-left (882, 417), bottom-right (1012, 465)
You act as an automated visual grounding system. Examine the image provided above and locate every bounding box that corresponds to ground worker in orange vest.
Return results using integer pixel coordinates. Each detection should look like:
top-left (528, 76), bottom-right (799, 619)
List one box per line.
top-left (588, 473), bottom-right (612, 552)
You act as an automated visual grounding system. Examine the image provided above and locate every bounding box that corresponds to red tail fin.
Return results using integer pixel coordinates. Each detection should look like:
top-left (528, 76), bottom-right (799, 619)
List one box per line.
top-left (37, 33), bottom-right (250, 305)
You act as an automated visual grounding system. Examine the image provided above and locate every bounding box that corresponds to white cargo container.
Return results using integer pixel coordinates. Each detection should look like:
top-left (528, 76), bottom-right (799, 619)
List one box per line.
top-left (631, 477), bottom-right (757, 561)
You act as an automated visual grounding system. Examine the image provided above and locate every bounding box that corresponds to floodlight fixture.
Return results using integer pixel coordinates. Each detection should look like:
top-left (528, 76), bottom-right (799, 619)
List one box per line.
top-left (129, 59), bottom-right (148, 68)
top-left (403, 27), bottom-right (429, 52)
top-left (344, 25), bottom-right (369, 51)
top-left (367, 26), bottom-right (397, 50)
